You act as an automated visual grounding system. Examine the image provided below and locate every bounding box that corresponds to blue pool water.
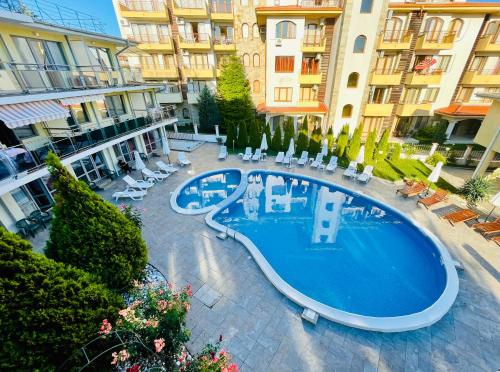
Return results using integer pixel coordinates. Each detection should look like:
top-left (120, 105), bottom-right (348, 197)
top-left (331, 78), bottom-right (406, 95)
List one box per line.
top-left (176, 170), bottom-right (241, 210)
top-left (213, 171), bottom-right (447, 317)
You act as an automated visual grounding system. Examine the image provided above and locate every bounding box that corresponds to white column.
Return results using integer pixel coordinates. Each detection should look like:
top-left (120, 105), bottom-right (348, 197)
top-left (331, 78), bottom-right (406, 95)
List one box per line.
top-left (215, 125), bottom-right (220, 137)
top-left (429, 143), bottom-right (439, 157)
top-left (473, 127), bottom-right (500, 177)
top-left (193, 124), bottom-right (199, 135)
top-left (445, 120), bottom-right (458, 139)
top-left (173, 123), bottom-right (178, 133)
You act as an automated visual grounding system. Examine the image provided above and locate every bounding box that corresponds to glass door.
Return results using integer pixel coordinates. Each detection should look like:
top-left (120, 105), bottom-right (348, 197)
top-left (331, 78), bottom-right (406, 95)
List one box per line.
top-left (71, 153), bottom-right (107, 183)
top-left (11, 187), bottom-right (38, 217)
top-left (25, 179), bottom-right (54, 210)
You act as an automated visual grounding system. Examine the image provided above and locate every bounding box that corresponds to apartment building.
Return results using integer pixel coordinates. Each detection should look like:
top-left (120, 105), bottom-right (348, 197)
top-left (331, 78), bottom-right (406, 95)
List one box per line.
top-left (0, 2), bottom-right (178, 232)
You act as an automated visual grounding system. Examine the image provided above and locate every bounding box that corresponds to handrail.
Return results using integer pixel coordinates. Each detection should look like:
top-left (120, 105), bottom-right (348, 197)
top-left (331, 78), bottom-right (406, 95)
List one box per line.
top-left (380, 29), bottom-right (413, 43)
top-left (179, 32), bottom-right (211, 43)
top-left (213, 36), bottom-right (235, 45)
top-left (119, 0), bottom-right (165, 12)
top-left (127, 33), bottom-right (170, 44)
top-left (466, 68), bottom-right (500, 75)
top-left (420, 31), bottom-right (456, 43)
top-left (302, 33), bottom-right (325, 46)
top-left (175, 0), bottom-right (205, 9)
top-left (210, 0), bottom-right (232, 13)
top-left (300, 0), bottom-right (342, 7)
top-left (372, 68), bottom-right (402, 74)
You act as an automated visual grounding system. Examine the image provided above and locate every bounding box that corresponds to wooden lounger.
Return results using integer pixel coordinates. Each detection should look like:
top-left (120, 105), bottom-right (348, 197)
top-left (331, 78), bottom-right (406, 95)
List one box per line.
top-left (442, 209), bottom-right (480, 226)
top-left (396, 181), bottom-right (426, 198)
top-left (472, 218), bottom-right (500, 235)
top-left (491, 235), bottom-right (500, 245)
top-left (417, 189), bottom-right (448, 209)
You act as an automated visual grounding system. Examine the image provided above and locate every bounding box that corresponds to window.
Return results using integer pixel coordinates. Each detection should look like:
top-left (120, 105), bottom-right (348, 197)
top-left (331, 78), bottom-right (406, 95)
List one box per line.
top-left (301, 57), bottom-right (318, 74)
top-left (485, 21), bottom-right (500, 43)
top-left (105, 95), bottom-right (126, 116)
top-left (88, 47), bottom-right (112, 70)
top-left (424, 17), bottom-right (444, 42)
top-left (300, 86), bottom-right (317, 101)
top-left (242, 23), bottom-right (249, 39)
top-left (189, 53), bottom-right (209, 68)
top-left (370, 87), bottom-right (390, 104)
top-left (253, 80), bottom-right (260, 94)
top-left (341, 104), bottom-right (353, 118)
top-left (362, 117), bottom-right (384, 137)
top-left (360, 0), bottom-right (373, 13)
top-left (276, 21), bottom-right (296, 39)
top-left (182, 108), bottom-right (190, 119)
top-left (253, 53), bottom-right (260, 67)
top-left (383, 17), bottom-right (403, 42)
top-left (448, 18), bottom-right (463, 39)
top-left (96, 99), bottom-right (110, 119)
top-left (70, 103), bottom-right (90, 124)
top-left (353, 35), bottom-right (366, 53)
top-left (401, 88), bottom-right (439, 104)
top-left (347, 72), bottom-right (359, 87)
top-left (253, 23), bottom-right (259, 39)
top-left (243, 53), bottom-right (250, 67)
top-left (455, 87), bottom-right (474, 103)
top-left (274, 87), bottom-right (292, 102)
top-left (275, 56), bottom-right (294, 72)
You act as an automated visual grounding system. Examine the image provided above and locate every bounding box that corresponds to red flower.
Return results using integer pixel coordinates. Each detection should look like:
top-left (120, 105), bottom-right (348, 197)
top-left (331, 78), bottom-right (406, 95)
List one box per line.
top-left (126, 365), bottom-right (140, 372)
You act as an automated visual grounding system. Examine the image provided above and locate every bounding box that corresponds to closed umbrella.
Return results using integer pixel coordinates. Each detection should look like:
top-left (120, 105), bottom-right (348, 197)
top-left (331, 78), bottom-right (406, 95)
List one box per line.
top-left (161, 136), bottom-right (171, 163)
top-left (356, 145), bottom-right (365, 164)
top-left (287, 138), bottom-right (295, 156)
top-left (133, 150), bottom-right (146, 171)
top-left (485, 192), bottom-right (500, 221)
top-left (321, 139), bottom-right (328, 156)
top-left (427, 161), bottom-right (443, 183)
top-left (260, 133), bottom-right (268, 151)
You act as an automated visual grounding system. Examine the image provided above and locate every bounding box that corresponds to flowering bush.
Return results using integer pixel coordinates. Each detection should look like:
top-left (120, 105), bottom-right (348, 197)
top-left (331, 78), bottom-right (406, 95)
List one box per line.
top-left (182, 336), bottom-right (238, 372)
top-left (119, 204), bottom-right (144, 229)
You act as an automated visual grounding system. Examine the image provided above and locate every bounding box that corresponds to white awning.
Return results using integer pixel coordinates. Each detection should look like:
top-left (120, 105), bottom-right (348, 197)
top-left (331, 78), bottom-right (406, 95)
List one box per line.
top-left (60, 94), bottom-right (105, 105)
top-left (0, 100), bottom-right (70, 129)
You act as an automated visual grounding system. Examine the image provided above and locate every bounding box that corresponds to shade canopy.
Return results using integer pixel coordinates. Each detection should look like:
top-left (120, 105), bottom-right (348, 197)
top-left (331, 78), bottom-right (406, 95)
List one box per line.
top-left (427, 161), bottom-right (443, 183)
top-left (287, 138), bottom-right (295, 155)
top-left (161, 136), bottom-right (171, 156)
top-left (356, 145), bottom-right (365, 164)
top-left (321, 139), bottom-right (328, 156)
top-left (260, 134), bottom-right (268, 151)
top-left (0, 100), bottom-right (70, 129)
top-left (133, 151), bottom-right (146, 170)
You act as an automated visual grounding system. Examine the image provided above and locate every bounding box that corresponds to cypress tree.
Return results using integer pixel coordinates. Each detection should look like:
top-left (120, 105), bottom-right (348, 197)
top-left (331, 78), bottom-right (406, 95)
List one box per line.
top-left (347, 124), bottom-right (362, 162)
top-left (336, 124), bottom-right (349, 158)
top-left (197, 86), bottom-right (220, 133)
top-left (282, 118), bottom-right (294, 152)
top-left (308, 126), bottom-right (322, 155)
top-left (237, 120), bottom-right (248, 148)
top-left (364, 130), bottom-right (377, 165)
top-left (45, 153), bottom-right (148, 291)
top-left (375, 128), bottom-right (390, 162)
top-left (225, 121), bottom-right (236, 148)
top-left (270, 125), bottom-right (283, 152)
top-left (326, 126), bottom-right (335, 155)
top-left (296, 116), bottom-right (309, 154)
top-left (248, 119), bottom-right (261, 149)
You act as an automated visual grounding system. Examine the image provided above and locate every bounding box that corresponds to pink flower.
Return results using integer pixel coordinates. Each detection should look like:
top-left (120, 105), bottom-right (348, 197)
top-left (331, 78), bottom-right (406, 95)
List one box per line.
top-left (222, 364), bottom-right (238, 372)
top-left (183, 302), bottom-right (191, 311)
top-left (119, 349), bottom-right (130, 362)
top-left (167, 282), bottom-right (174, 290)
top-left (157, 299), bottom-right (169, 311)
top-left (99, 319), bottom-right (112, 335)
top-left (158, 289), bottom-right (164, 295)
top-left (184, 284), bottom-right (193, 297)
top-left (111, 352), bottom-right (118, 365)
top-left (118, 309), bottom-right (129, 318)
top-left (154, 338), bottom-right (165, 353)
top-left (130, 300), bottom-right (141, 309)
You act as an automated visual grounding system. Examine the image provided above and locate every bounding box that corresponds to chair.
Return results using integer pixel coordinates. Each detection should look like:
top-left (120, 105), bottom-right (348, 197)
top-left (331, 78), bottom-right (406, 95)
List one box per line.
top-left (218, 145), bottom-right (228, 160)
top-left (297, 151), bottom-right (308, 166)
top-left (283, 150), bottom-right (294, 166)
top-left (142, 167), bottom-right (169, 182)
top-left (442, 209), bottom-right (480, 226)
top-left (310, 154), bottom-right (324, 168)
top-left (29, 210), bottom-right (52, 228)
top-left (16, 218), bottom-right (42, 238)
top-left (242, 147), bottom-right (253, 161)
top-left (343, 161), bottom-right (358, 178)
top-left (112, 188), bottom-right (147, 202)
top-left (252, 148), bottom-right (262, 161)
top-left (396, 181), bottom-right (426, 198)
top-left (123, 175), bottom-right (154, 191)
top-left (472, 217), bottom-right (500, 236)
top-left (417, 189), bottom-right (448, 209)
top-left (357, 165), bottom-right (373, 183)
top-left (177, 152), bottom-right (191, 166)
top-left (275, 152), bottom-right (285, 164)
top-left (326, 156), bottom-right (338, 173)
top-left (156, 160), bottom-right (179, 174)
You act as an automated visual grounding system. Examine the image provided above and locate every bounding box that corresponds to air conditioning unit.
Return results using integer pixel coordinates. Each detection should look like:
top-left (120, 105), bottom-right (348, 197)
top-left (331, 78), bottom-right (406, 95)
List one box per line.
top-left (275, 38), bottom-right (282, 46)
top-left (386, 10), bottom-right (393, 20)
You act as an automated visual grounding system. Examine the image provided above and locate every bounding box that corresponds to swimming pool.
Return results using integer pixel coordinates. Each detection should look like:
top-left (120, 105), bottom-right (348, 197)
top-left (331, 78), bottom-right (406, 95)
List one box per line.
top-left (174, 169), bottom-right (459, 331)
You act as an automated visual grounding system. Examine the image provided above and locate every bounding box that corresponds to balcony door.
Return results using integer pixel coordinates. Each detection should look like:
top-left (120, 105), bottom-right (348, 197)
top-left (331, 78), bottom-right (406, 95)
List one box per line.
top-left (71, 153), bottom-right (107, 184)
top-left (190, 53), bottom-right (209, 68)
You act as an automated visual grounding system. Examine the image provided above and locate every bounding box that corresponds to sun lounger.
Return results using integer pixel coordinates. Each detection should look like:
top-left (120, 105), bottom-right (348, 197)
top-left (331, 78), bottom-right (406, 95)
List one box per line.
top-left (218, 145), bottom-right (227, 160)
top-left (177, 152), bottom-right (191, 166)
top-left (297, 151), bottom-right (308, 166)
top-left (326, 156), bottom-right (338, 173)
top-left (357, 165), bottom-right (373, 183)
top-left (123, 175), bottom-right (154, 191)
top-left (396, 181), bottom-right (426, 197)
top-left (112, 188), bottom-right (147, 202)
top-left (472, 217), bottom-right (500, 235)
top-left (242, 147), bottom-right (253, 161)
top-left (142, 167), bottom-right (169, 182)
top-left (310, 153), bottom-right (324, 168)
top-left (283, 150), bottom-right (294, 166)
top-left (252, 148), bottom-right (262, 161)
top-left (417, 189), bottom-right (448, 209)
top-left (491, 235), bottom-right (500, 245)
top-left (442, 209), bottom-right (480, 226)
top-left (275, 152), bottom-right (285, 163)
top-left (343, 161), bottom-right (358, 178)
top-left (156, 160), bottom-right (178, 174)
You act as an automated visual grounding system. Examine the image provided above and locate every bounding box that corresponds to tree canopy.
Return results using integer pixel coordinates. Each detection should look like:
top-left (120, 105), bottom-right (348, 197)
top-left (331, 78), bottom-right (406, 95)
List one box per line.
top-left (197, 86), bottom-right (220, 133)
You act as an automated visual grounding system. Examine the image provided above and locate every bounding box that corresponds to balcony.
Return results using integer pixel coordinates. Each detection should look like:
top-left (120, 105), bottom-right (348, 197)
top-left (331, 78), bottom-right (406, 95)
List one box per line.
top-left (213, 37), bottom-right (236, 52)
top-left (406, 70), bottom-right (443, 85)
top-left (377, 30), bottom-right (413, 50)
top-left (177, 33), bottom-right (211, 50)
top-left (396, 103), bottom-right (432, 117)
top-left (300, 69), bottom-right (322, 85)
top-left (415, 32), bottom-right (456, 50)
top-left (1, 62), bottom-right (144, 96)
top-left (118, 1), bottom-right (168, 20)
top-left (183, 64), bottom-right (215, 79)
top-left (462, 70), bottom-right (500, 86)
top-left (476, 34), bottom-right (500, 52)
top-left (255, 0), bottom-right (342, 25)
top-left (172, 0), bottom-right (208, 18)
top-left (127, 33), bottom-right (173, 52)
top-left (210, 1), bottom-right (233, 21)
top-left (156, 84), bottom-right (183, 103)
top-left (370, 69), bottom-right (402, 85)
top-left (302, 33), bottom-right (326, 53)
top-left (364, 103), bottom-right (394, 117)
top-left (140, 64), bottom-right (178, 79)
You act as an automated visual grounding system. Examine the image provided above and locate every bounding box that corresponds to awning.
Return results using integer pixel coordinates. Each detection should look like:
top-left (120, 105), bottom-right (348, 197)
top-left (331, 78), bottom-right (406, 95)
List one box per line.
top-left (0, 100), bottom-right (70, 129)
top-left (60, 94), bottom-right (105, 105)
top-left (435, 104), bottom-right (490, 118)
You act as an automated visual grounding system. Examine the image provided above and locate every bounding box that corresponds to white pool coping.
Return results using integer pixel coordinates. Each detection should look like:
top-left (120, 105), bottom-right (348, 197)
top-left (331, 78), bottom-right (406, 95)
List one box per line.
top-left (175, 168), bottom-right (459, 332)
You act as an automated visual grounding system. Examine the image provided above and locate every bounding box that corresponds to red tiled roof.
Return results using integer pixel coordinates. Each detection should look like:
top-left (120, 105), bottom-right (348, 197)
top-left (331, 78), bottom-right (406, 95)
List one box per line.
top-left (435, 104), bottom-right (490, 118)
top-left (256, 102), bottom-right (328, 114)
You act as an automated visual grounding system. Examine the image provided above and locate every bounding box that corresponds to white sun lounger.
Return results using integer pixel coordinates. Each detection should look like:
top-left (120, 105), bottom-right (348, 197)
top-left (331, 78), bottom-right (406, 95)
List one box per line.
top-left (357, 165), bottom-right (373, 183)
top-left (123, 175), bottom-right (154, 191)
top-left (275, 152), bottom-right (285, 163)
top-left (296, 151), bottom-right (308, 166)
top-left (242, 147), bottom-right (253, 161)
top-left (343, 161), bottom-right (358, 179)
top-left (326, 156), bottom-right (338, 173)
top-left (218, 145), bottom-right (228, 160)
top-left (283, 150), bottom-right (294, 166)
top-left (156, 160), bottom-right (179, 174)
top-left (252, 148), bottom-right (262, 161)
top-left (310, 153), bottom-right (324, 168)
top-left (112, 188), bottom-right (147, 202)
top-left (177, 152), bottom-right (191, 166)
top-left (142, 167), bottom-right (169, 182)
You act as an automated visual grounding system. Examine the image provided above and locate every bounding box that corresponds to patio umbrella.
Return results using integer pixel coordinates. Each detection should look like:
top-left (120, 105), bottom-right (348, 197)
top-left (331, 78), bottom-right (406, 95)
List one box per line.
top-left (356, 145), bottom-right (365, 164)
top-left (287, 138), bottom-right (295, 156)
top-left (321, 139), bottom-right (328, 156)
top-left (133, 150), bottom-right (146, 171)
top-left (485, 192), bottom-right (500, 221)
top-left (260, 133), bottom-right (268, 151)
top-left (427, 161), bottom-right (443, 183)
top-left (161, 136), bottom-right (171, 163)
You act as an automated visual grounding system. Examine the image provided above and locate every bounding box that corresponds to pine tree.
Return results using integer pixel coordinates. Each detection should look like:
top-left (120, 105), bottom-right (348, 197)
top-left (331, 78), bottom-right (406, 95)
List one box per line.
top-left (270, 125), bottom-right (283, 152)
top-left (308, 126), bottom-right (322, 155)
top-left (282, 118), bottom-right (294, 152)
top-left (364, 130), bottom-right (377, 165)
top-left (326, 126), bottom-right (335, 155)
top-left (375, 128), bottom-right (390, 162)
top-left (225, 121), bottom-right (236, 148)
top-left (197, 86), bottom-right (220, 133)
top-left (45, 153), bottom-right (148, 290)
top-left (336, 124), bottom-right (349, 158)
top-left (296, 117), bottom-right (309, 154)
top-left (236, 121), bottom-right (248, 148)
top-left (248, 119), bottom-right (261, 149)
top-left (347, 124), bottom-right (362, 162)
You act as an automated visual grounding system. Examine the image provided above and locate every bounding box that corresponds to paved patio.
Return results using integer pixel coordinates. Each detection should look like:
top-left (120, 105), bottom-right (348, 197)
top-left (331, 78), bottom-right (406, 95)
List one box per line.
top-left (32, 143), bottom-right (500, 371)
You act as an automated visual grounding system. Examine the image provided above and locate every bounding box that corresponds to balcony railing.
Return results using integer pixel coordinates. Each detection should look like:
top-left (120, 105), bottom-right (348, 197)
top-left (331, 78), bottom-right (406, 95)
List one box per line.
top-left (1, 62), bottom-right (143, 95)
top-left (467, 68), bottom-right (500, 75)
top-left (179, 33), bottom-right (211, 43)
top-left (175, 0), bottom-right (205, 8)
top-left (128, 33), bottom-right (170, 44)
top-left (420, 31), bottom-right (456, 43)
top-left (372, 68), bottom-right (401, 74)
top-left (184, 63), bottom-right (214, 70)
top-left (210, 0), bottom-right (232, 12)
top-left (303, 33), bottom-right (324, 47)
top-left (480, 32), bottom-right (500, 44)
top-left (140, 62), bottom-right (176, 70)
top-left (301, 66), bottom-right (320, 74)
top-left (213, 36), bottom-right (235, 45)
top-left (299, 0), bottom-right (342, 7)
top-left (0, 109), bottom-right (174, 183)
top-left (119, 0), bottom-right (165, 11)
top-left (161, 84), bottom-right (181, 93)
top-left (380, 29), bottom-right (412, 43)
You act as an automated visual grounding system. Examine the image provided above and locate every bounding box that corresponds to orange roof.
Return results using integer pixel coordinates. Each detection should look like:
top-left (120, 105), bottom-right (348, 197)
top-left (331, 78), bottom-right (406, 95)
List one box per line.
top-left (255, 5), bottom-right (342, 11)
top-left (389, 2), bottom-right (500, 13)
top-left (256, 102), bottom-right (328, 114)
top-left (435, 104), bottom-right (490, 117)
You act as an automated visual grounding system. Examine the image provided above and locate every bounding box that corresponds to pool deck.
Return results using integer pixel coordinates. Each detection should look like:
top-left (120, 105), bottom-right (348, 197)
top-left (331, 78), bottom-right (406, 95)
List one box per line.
top-left (31, 143), bottom-right (500, 371)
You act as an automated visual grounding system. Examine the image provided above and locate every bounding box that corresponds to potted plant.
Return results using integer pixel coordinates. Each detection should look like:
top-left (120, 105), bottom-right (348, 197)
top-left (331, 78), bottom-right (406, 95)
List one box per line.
top-left (459, 176), bottom-right (494, 208)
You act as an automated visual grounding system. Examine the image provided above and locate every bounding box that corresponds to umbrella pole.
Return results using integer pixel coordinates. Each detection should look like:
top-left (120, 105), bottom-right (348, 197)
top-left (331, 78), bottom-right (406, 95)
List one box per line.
top-left (485, 206), bottom-right (496, 222)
